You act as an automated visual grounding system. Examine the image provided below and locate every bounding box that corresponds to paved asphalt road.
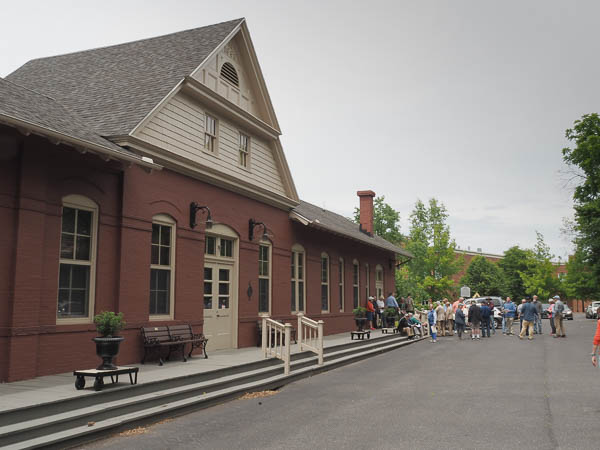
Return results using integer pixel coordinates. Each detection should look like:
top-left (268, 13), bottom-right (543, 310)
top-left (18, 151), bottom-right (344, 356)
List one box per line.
top-left (85, 315), bottom-right (600, 450)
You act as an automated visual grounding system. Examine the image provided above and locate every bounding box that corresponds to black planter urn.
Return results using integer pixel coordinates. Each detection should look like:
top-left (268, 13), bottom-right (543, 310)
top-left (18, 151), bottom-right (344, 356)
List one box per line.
top-left (354, 317), bottom-right (367, 331)
top-left (93, 336), bottom-right (125, 370)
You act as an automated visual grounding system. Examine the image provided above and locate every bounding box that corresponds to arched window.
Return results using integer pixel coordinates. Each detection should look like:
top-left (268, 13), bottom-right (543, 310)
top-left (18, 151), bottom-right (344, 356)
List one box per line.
top-left (352, 259), bottom-right (360, 308)
top-left (291, 244), bottom-right (305, 313)
top-left (339, 257), bottom-right (345, 312)
top-left (220, 62), bottom-right (239, 87)
top-left (150, 214), bottom-right (176, 319)
top-left (321, 253), bottom-right (329, 312)
top-left (57, 195), bottom-right (98, 323)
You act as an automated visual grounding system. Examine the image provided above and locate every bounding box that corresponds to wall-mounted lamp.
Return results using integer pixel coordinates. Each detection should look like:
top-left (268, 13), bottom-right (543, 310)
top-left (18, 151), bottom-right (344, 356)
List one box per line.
top-left (190, 202), bottom-right (213, 229)
top-left (249, 218), bottom-right (270, 241)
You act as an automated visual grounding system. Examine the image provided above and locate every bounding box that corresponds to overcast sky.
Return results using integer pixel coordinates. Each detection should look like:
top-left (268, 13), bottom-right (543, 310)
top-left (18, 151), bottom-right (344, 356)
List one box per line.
top-left (2, 0), bottom-right (597, 259)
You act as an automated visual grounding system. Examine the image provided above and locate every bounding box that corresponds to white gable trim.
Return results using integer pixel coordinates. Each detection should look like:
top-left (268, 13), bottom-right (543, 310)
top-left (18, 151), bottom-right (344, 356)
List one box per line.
top-left (189, 20), bottom-right (280, 132)
top-left (113, 135), bottom-right (298, 210)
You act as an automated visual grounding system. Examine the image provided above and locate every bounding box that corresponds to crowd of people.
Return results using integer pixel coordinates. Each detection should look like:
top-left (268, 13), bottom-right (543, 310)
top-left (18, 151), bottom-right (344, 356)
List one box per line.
top-left (424, 295), bottom-right (568, 342)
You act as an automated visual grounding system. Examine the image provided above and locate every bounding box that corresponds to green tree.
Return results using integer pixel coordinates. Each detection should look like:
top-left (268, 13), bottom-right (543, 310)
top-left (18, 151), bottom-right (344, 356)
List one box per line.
top-left (562, 113), bottom-right (600, 300)
top-left (460, 255), bottom-right (505, 297)
top-left (518, 232), bottom-right (561, 300)
top-left (498, 246), bottom-right (530, 300)
top-left (396, 199), bottom-right (462, 301)
top-left (353, 196), bottom-right (403, 244)
top-left (563, 250), bottom-right (596, 309)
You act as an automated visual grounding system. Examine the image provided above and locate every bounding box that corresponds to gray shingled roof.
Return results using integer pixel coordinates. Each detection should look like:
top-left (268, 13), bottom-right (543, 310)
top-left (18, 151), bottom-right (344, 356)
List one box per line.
top-left (0, 77), bottom-right (145, 161)
top-left (6, 19), bottom-right (243, 137)
top-left (292, 200), bottom-right (412, 257)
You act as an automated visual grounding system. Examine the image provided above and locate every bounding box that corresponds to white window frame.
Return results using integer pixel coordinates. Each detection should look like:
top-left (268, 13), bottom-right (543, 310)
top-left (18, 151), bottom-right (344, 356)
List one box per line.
top-left (57, 195), bottom-right (98, 325)
top-left (321, 253), bottom-right (330, 313)
top-left (204, 113), bottom-right (218, 153)
top-left (150, 214), bottom-right (176, 321)
top-left (258, 240), bottom-right (272, 314)
top-left (352, 259), bottom-right (360, 309)
top-left (291, 244), bottom-right (306, 314)
top-left (239, 132), bottom-right (250, 168)
top-left (376, 264), bottom-right (384, 300)
top-left (339, 257), bottom-right (345, 312)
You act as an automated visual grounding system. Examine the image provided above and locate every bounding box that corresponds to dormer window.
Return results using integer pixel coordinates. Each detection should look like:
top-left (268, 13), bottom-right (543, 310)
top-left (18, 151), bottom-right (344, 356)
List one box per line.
top-left (220, 62), bottom-right (239, 88)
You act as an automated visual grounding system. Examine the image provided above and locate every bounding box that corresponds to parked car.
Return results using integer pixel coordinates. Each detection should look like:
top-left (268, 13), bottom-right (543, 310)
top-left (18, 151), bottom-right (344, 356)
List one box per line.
top-left (542, 303), bottom-right (573, 320)
top-left (585, 301), bottom-right (600, 319)
top-left (463, 297), bottom-right (503, 329)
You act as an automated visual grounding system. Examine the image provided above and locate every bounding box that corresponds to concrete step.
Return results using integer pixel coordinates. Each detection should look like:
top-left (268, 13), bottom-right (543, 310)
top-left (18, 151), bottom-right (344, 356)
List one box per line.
top-left (0, 334), bottom-right (423, 449)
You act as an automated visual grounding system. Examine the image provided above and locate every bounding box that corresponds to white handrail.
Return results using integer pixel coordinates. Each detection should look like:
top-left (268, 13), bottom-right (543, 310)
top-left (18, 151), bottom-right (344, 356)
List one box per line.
top-left (261, 315), bottom-right (291, 375)
top-left (297, 313), bottom-right (324, 365)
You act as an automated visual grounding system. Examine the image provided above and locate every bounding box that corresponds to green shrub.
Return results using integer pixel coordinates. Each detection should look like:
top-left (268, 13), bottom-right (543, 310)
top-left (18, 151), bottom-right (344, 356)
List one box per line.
top-left (352, 306), bottom-right (367, 317)
top-left (94, 311), bottom-right (126, 337)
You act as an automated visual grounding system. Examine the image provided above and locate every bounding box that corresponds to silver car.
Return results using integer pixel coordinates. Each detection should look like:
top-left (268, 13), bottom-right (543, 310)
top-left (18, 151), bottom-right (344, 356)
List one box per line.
top-left (586, 301), bottom-right (600, 319)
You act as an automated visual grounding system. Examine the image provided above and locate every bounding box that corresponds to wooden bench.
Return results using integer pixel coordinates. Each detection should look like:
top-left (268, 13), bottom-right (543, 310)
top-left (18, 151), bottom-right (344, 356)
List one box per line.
top-left (141, 325), bottom-right (208, 366)
top-left (256, 320), bottom-right (297, 347)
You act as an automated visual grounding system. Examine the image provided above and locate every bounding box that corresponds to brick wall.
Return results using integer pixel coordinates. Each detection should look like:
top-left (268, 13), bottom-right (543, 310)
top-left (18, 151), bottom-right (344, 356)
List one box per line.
top-left (1, 129), bottom-right (397, 381)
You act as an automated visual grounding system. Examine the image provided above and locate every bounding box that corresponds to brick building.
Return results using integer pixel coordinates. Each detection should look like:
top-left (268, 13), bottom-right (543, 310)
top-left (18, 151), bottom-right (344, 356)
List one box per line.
top-left (0, 19), bottom-right (410, 382)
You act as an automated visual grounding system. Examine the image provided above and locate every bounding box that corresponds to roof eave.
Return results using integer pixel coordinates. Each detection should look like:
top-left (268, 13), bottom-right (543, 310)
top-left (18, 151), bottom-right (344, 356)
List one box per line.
top-left (289, 211), bottom-right (413, 258)
top-left (0, 113), bottom-right (162, 170)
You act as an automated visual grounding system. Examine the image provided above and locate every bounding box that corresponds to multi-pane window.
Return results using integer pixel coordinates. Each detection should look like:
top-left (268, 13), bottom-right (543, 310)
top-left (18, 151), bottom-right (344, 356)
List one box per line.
top-left (150, 216), bottom-right (175, 317)
top-left (220, 238), bottom-right (233, 257)
top-left (58, 198), bottom-right (96, 319)
top-left (291, 246), bottom-right (305, 313)
top-left (376, 265), bottom-right (384, 299)
top-left (339, 258), bottom-right (344, 312)
top-left (205, 236), bottom-right (216, 255)
top-left (353, 260), bottom-right (359, 308)
top-left (204, 114), bottom-right (217, 152)
top-left (321, 253), bottom-right (329, 312)
top-left (206, 236), bottom-right (233, 258)
top-left (258, 244), bottom-right (270, 313)
top-left (239, 133), bottom-right (249, 168)
top-left (203, 267), bottom-right (213, 310)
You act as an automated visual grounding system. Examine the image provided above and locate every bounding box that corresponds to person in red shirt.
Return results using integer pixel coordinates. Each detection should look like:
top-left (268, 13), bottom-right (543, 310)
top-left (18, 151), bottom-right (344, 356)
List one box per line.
top-left (366, 296), bottom-right (376, 330)
top-left (591, 318), bottom-right (600, 367)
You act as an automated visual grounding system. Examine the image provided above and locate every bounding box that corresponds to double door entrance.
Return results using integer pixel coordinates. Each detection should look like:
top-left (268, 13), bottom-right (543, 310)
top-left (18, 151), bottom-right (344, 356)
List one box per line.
top-left (203, 261), bottom-right (236, 351)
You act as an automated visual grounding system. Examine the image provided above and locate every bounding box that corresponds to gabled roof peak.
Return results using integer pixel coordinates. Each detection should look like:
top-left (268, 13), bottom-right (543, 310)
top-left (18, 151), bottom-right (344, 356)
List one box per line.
top-left (26, 18), bottom-right (245, 63)
top-left (6, 18), bottom-right (244, 137)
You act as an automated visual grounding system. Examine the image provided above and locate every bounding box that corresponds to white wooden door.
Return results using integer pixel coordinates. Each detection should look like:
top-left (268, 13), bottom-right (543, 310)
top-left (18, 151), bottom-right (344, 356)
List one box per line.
top-left (203, 263), bottom-right (234, 351)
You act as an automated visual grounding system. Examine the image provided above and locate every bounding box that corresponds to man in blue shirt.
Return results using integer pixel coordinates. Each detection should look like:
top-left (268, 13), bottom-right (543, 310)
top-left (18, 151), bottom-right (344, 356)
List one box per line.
top-left (503, 297), bottom-right (517, 335)
top-left (519, 298), bottom-right (537, 340)
top-left (480, 302), bottom-right (492, 337)
top-left (385, 292), bottom-right (399, 309)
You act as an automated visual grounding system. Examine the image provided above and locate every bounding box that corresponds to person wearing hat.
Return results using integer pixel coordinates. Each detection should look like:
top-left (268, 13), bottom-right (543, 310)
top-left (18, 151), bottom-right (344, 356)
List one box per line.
top-left (376, 295), bottom-right (385, 328)
top-left (503, 297), bottom-right (516, 335)
top-left (553, 295), bottom-right (566, 338)
top-left (366, 296), bottom-right (376, 330)
top-left (427, 303), bottom-right (438, 343)
top-left (548, 298), bottom-right (556, 335)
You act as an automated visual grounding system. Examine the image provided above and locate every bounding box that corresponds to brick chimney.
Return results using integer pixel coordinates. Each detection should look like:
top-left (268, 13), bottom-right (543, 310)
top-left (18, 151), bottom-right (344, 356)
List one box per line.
top-left (357, 190), bottom-right (376, 236)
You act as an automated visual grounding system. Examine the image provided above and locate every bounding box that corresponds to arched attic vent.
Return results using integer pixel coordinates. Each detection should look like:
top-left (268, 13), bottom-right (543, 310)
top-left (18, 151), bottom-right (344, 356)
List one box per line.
top-left (220, 62), bottom-right (239, 87)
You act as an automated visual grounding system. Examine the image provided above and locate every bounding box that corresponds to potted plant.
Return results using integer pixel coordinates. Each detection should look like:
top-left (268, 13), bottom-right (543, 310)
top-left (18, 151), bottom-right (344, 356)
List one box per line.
top-left (383, 307), bottom-right (398, 328)
top-left (93, 311), bottom-right (126, 370)
top-left (353, 306), bottom-right (367, 331)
